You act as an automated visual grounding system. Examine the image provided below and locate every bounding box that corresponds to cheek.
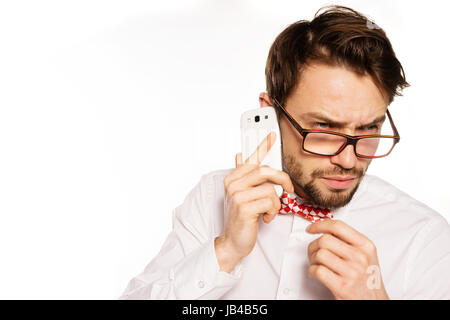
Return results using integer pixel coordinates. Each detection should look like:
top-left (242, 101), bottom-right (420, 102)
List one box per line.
top-left (280, 119), bottom-right (303, 147)
top-left (280, 126), bottom-right (297, 148)
top-left (296, 153), bottom-right (330, 178)
top-left (358, 159), bottom-right (371, 173)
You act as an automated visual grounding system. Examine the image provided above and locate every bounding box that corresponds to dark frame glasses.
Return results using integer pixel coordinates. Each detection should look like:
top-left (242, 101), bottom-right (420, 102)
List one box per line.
top-left (271, 97), bottom-right (400, 159)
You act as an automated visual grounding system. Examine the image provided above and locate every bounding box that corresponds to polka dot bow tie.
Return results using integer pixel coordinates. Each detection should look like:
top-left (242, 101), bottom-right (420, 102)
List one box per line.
top-left (278, 191), bottom-right (334, 223)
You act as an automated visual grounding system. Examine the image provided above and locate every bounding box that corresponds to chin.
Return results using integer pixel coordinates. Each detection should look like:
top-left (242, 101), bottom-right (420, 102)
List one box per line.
top-left (305, 178), bottom-right (360, 209)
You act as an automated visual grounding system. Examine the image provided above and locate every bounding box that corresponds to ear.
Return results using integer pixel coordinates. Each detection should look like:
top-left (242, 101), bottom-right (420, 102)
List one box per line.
top-left (259, 92), bottom-right (273, 107)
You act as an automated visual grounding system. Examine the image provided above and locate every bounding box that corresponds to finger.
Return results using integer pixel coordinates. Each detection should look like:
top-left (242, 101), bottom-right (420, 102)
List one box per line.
top-left (245, 131), bottom-right (276, 165)
top-left (232, 182), bottom-right (279, 205)
top-left (227, 165), bottom-right (294, 199)
top-left (227, 131), bottom-right (276, 188)
top-left (231, 183), bottom-right (281, 224)
top-left (224, 161), bottom-right (259, 194)
top-left (309, 248), bottom-right (357, 278)
top-left (262, 185), bottom-right (283, 224)
top-left (307, 233), bottom-right (356, 262)
top-left (308, 264), bottom-right (342, 296)
top-left (237, 197), bottom-right (276, 222)
top-left (306, 219), bottom-right (369, 249)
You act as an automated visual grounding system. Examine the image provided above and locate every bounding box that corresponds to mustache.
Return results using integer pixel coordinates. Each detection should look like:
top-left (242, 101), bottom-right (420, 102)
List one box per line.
top-left (310, 167), bottom-right (365, 179)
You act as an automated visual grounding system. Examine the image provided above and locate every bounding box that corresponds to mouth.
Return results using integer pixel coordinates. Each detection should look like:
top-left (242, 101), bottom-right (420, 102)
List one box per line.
top-left (320, 176), bottom-right (357, 189)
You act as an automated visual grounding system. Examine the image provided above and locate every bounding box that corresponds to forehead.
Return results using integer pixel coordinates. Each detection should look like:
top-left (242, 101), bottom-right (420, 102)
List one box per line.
top-left (287, 63), bottom-right (388, 123)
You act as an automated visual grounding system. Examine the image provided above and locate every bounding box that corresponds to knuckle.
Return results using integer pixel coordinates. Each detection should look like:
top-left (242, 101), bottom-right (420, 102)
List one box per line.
top-left (318, 234), bottom-right (330, 247)
top-left (315, 248), bottom-right (327, 261)
top-left (272, 198), bottom-right (280, 212)
top-left (265, 200), bottom-right (274, 214)
top-left (267, 210), bottom-right (277, 220)
top-left (224, 176), bottom-right (234, 192)
top-left (358, 252), bottom-right (369, 267)
top-left (267, 182), bottom-right (276, 193)
top-left (349, 248), bottom-right (368, 270)
top-left (232, 191), bottom-right (243, 205)
top-left (353, 261), bottom-right (367, 275)
top-left (263, 197), bottom-right (273, 209)
top-left (314, 265), bottom-right (325, 277)
top-left (307, 241), bottom-right (314, 253)
top-left (236, 202), bottom-right (248, 216)
top-left (363, 239), bottom-right (376, 254)
top-left (263, 183), bottom-right (276, 196)
top-left (257, 166), bottom-right (267, 176)
top-left (223, 176), bottom-right (230, 189)
top-left (269, 184), bottom-right (280, 201)
top-left (268, 205), bottom-right (278, 219)
top-left (275, 197), bottom-right (281, 211)
top-left (226, 185), bottom-right (236, 200)
top-left (308, 265), bottom-right (317, 277)
top-left (282, 170), bottom-right (291, 182)
top-left (258, 165), bottom-right (272, 177)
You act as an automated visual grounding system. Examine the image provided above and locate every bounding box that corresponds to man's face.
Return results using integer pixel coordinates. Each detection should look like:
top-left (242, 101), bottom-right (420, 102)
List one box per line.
top-left (279, 63), bottom-right (389, 209)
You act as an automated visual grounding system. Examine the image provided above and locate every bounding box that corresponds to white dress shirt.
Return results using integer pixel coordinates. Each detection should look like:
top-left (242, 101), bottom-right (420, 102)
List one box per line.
top-left (120, 168), bottom-right (450, 300)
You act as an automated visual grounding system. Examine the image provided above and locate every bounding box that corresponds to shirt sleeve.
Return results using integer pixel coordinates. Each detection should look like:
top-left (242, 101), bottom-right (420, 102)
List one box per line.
top-left (402, 215), bottom-right (450, 299)
top-left (119, 173), bottom-right (242, 300)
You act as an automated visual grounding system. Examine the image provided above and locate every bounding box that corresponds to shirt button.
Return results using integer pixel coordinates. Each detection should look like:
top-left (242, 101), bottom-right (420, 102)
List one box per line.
top-left (198, 280), bottom-right (205, 288)
top-left (283, 288), bottom-right (290, 295)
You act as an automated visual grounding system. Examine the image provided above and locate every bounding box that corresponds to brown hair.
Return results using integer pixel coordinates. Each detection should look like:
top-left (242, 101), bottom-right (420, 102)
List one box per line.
top-left (265, 5), bottom-right (409, 107)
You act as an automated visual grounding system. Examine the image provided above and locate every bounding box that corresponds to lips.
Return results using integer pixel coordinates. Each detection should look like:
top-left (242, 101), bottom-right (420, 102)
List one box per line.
top-left (322, 176), bottom-right (356, 181)
top-left (321, 176), bottom-right (356, 189)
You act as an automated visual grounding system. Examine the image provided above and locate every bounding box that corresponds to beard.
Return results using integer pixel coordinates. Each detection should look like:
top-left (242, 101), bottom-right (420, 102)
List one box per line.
top-left (282, 153), bottom-right (366, 210)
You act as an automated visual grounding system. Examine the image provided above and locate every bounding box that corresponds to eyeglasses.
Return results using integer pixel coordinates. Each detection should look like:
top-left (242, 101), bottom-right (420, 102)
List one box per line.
top-left (272, 97), bottom-right (400, 159)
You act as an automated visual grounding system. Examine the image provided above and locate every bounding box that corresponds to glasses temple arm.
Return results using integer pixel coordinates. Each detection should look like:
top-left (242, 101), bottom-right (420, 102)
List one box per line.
top-left (272, 98), bottom-right (305, 135)
top-left (386, 108), bottom-right (400, 142)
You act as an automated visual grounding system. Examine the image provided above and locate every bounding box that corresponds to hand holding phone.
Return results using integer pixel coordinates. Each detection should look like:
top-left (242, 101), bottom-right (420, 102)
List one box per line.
top-left (216, 120), bottom-right (294, 273)
top-left (240, 106), bottom-right (284, 196)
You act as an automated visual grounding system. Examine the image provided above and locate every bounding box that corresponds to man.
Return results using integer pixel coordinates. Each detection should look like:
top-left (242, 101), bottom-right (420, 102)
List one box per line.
top-left (120, 6), bottom-right (450, 299)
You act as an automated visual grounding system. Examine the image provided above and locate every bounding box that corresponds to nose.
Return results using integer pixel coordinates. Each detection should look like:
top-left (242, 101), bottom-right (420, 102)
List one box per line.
top-left (329, 144), bottom-right (358, 169)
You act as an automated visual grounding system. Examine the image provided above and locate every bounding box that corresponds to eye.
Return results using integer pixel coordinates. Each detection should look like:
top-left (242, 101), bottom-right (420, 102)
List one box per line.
top-left (366, 124), bottom-right (379, 131)
top-left (314, 122), bottom-right (330, 129)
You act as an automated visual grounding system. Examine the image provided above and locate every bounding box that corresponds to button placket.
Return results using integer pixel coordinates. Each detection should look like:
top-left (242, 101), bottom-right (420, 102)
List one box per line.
top-left (277, 235), bottom-right (304, 299)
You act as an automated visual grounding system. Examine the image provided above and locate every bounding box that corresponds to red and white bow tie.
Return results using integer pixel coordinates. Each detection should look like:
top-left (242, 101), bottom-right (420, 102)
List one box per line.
top-left (278, 191), bottom-right (334, 223)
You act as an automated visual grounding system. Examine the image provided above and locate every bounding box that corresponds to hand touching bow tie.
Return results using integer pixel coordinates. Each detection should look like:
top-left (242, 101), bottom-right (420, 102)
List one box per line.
top-left (305, 219), bottom-right (390, 300)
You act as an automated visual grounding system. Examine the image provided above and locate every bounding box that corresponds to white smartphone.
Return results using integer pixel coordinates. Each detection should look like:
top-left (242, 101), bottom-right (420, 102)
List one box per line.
top-left (240, 106), bottom-right (284, 197)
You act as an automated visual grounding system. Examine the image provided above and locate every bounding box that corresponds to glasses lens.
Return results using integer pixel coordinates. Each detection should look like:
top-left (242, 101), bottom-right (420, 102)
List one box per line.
top-left (304, 132), bottom-right (347, 155)
top-left (356, 137), bottom-right (395, 157)
top-left (304, 133), bottom-right (396, 158)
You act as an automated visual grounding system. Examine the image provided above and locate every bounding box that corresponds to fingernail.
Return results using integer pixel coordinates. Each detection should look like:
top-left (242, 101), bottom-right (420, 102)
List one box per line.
top-left (306, 224), bottom-right (312, 232)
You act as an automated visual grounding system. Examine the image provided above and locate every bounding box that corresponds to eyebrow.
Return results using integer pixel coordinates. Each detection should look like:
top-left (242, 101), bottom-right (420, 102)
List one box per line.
top-left (300, 111), bottom-right (386, 129)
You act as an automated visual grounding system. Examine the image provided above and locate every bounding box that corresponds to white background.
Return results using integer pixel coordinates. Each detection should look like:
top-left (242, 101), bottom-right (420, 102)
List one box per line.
top-left (0, 0), bottom-right (449, 299)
